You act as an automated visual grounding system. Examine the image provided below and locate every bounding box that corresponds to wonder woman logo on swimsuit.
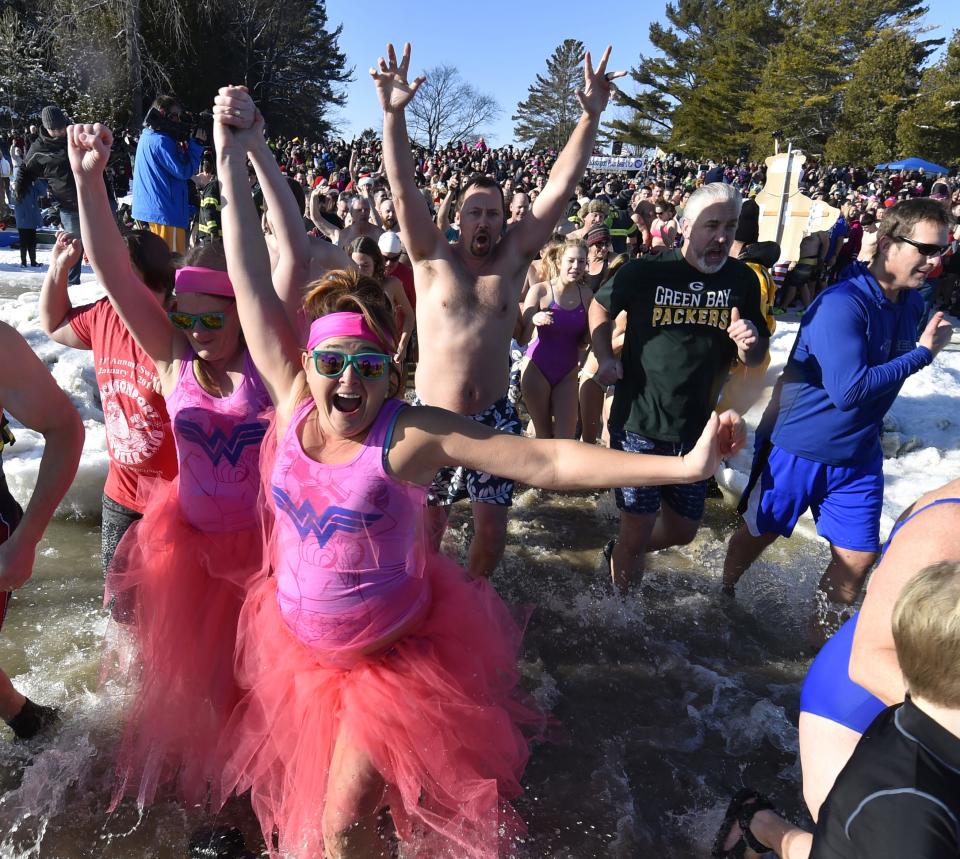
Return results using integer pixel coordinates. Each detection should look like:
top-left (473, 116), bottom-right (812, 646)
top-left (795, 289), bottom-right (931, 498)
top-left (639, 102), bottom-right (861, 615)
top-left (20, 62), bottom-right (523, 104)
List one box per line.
top-left (272, 487), bottom-right (384, 547)
top-left (177, 419), bottom-right (268, 466)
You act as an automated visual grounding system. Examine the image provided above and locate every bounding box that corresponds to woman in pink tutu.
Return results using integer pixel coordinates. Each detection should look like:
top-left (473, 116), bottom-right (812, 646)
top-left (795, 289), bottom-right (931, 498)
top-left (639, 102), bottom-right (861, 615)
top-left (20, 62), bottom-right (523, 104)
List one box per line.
top-left (66, 117), bottom-right (308, 810)
top-left (211, 88), bottom-right (747, 858)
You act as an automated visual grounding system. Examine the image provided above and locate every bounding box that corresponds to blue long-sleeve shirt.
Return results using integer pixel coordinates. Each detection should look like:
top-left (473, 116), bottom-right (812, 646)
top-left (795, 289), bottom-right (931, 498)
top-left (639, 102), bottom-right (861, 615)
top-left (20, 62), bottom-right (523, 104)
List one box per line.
top-left (766, 263), bottom-right (931, 466)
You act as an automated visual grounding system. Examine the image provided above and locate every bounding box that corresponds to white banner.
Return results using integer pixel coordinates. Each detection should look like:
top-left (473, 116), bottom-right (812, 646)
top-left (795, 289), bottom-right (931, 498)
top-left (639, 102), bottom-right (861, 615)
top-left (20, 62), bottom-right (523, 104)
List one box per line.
top-left (587, 155), bottom-right (646, 172)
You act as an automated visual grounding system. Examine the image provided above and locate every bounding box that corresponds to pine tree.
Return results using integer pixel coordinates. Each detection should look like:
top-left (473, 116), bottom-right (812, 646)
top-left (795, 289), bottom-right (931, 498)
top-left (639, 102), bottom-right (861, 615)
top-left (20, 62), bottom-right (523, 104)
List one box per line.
top-left (747, 0), bottom-right (931, 156)
top-left (607, 0), bottom-right (784, 157)
top-left (826, 28), bottom-right (930, 165)
top-left (166, 0), bottom-right (351, 138)
top-left (602, 109), bottom-right (660, 150)
top-left (896, 29), bottom-right (960, 166)
top-left (513, 39), bottom-right (585, 151)
top-left (3, 0), bottom-right (351, 137)
top-left (0, 8), bottom-right (55, 130)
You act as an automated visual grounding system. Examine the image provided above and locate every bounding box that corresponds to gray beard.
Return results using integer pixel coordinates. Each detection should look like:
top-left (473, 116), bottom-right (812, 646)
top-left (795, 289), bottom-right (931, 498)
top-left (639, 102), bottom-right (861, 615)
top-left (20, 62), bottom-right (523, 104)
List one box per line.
top-left (695, 253), bottom-right (726, 275)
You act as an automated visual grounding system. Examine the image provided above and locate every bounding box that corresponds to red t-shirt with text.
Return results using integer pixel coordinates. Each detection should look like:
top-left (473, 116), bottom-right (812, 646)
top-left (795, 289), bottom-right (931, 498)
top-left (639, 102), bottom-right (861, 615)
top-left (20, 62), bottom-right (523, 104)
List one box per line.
top-left (69, 298), bottom-right (177, 512)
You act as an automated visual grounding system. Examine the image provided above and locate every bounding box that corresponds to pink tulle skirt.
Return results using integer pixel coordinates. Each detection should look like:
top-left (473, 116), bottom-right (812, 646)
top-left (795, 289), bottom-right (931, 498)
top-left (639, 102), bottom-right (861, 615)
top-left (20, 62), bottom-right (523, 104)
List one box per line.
top-left (220, 552), bottom-right (544, 858)
top-left (103, 476), bottom-right (262, 811)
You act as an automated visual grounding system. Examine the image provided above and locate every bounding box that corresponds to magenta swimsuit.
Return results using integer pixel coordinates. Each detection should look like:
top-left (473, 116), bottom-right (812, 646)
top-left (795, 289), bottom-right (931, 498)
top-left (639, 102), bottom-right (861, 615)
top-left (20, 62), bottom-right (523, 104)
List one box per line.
top-left (270, 396), bottom-right (430, 658)
top-left (525, 282), bottom-right (587, 387)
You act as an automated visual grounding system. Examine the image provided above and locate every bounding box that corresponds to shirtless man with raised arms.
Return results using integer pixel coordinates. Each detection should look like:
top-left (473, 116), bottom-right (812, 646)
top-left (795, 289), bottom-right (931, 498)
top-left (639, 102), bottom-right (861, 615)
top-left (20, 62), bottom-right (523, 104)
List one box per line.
top-left (372, 42), bottom-right (624, 577)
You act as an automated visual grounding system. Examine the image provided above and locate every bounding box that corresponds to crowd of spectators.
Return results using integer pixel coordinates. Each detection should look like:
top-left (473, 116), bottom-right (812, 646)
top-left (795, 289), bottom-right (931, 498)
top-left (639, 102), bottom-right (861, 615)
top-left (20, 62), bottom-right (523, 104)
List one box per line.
top-left (2, 115), bottom-right (959, 310)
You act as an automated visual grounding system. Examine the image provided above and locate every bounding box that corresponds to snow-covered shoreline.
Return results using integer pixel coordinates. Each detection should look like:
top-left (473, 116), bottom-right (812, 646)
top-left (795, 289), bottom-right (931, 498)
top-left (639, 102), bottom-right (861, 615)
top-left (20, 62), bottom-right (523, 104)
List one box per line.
top-left (0, 242), bottom-right (108, 517)
top-left (1, 237), bottom-right (958, 537)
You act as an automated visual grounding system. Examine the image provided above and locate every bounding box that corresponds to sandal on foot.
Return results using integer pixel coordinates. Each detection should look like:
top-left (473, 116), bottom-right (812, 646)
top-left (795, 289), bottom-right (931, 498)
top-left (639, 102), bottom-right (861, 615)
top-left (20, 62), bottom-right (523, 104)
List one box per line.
top-left (711, 788), bottom-right (774, 857)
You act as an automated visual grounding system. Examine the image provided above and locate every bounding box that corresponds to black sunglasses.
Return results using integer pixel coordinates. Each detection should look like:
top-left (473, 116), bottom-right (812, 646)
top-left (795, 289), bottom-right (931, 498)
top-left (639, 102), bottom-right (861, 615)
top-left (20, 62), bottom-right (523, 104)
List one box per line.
top-left (892, 235), bottom-right (950, 258)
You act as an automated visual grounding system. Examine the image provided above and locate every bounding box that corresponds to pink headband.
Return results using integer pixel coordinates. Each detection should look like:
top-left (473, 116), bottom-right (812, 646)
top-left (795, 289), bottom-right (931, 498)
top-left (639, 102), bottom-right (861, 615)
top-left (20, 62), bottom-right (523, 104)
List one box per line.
top-left (307, 312), bottom-right (388, 351)
top-left (174, 266), bottom-right (234, 297)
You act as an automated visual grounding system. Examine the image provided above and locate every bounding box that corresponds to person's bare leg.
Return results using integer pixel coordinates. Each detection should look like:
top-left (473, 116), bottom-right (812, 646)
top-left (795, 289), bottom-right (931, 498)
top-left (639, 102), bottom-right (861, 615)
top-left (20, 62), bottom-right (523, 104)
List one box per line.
top-left (610, 510), bottom-right (657, 592)
top-left (722, 524), bottom-right (780, 594)
top-left (551, 373), bottom-right (580, 440)
top-left (753, 811), bottom-right (813, 859)
top-left (817, 545), bottom-right (876, 605)
top-left (578, 376), bottom-right (605, 444)
top-left (600, 393), bottom-right (613, 447)
top-left (322, 730), bottom-right (390, 859)
top-left (645, 504), bottom-right (700, 551)
top-left (468, 502), bottom-right (509, 578)
top-left (811, 545), bottom-right (877, 646)
top-left (0, 669), bottom-right (26, 722)
top-left (425, 505), bottom-right (450, 553)
top-left (520, 359), bottom-right (554, 440)
top-left (799, 711), bottom-right (862, 822)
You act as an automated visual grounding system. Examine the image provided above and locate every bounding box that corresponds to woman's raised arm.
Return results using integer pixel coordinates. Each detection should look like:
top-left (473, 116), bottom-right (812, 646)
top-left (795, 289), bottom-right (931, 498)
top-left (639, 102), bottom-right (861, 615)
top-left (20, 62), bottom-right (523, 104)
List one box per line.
top-left (68, 124), bottom-right (175, 370)
top-left (213, 88), bottom-right (302, 408)
top-left (244, 111), bottom-right (311, 332)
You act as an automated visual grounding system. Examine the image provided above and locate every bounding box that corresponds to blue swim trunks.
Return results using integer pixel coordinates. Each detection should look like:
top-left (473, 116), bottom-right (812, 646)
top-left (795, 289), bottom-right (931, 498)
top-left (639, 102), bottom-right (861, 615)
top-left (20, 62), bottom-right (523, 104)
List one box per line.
top-left (740, 443), bottom-right (883, 553)
top-left (608, 427), bottom-right (708, 520)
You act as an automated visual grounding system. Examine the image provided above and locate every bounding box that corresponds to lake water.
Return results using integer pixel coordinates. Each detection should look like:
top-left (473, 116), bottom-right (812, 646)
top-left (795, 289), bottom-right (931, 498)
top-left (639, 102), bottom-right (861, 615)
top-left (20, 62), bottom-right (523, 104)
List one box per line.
top-left (0, 488), bottom-right (827, 858)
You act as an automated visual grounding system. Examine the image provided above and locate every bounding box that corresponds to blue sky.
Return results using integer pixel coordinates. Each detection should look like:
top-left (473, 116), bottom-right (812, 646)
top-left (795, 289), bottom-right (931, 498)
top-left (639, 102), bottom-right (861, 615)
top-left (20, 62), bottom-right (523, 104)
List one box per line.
top-left (324, 0), bottom-right (960, 146)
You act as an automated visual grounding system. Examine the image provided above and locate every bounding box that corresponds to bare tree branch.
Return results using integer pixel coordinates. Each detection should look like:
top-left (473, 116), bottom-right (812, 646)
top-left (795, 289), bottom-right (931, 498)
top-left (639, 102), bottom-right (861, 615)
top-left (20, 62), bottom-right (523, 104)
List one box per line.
top-left (407, 65), bottom-right (500, 149)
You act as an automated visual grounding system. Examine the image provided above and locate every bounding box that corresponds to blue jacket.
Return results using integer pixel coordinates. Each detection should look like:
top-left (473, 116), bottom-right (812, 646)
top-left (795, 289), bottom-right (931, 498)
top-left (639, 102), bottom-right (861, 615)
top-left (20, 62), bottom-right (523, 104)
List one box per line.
top-left (132, 127), bottom-right (203, 229)
top-left (766, 262), bottom-right (930, 466)
top-left (12, 168), bottom-right (46, 230)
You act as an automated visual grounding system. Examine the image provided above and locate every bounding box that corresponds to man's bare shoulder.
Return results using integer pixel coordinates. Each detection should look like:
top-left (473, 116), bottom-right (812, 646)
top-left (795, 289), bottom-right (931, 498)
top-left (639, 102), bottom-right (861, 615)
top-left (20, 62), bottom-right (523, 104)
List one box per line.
top-left (309, 237), bottom-right (351, 267)
top-left (413, 240), bottom-right (464, 280)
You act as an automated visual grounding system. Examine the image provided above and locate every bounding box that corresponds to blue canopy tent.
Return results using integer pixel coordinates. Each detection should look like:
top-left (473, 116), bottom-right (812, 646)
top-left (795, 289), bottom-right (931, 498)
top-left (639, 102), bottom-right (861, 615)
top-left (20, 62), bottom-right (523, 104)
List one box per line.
top-left (875, 157), bottom-right (949, 174)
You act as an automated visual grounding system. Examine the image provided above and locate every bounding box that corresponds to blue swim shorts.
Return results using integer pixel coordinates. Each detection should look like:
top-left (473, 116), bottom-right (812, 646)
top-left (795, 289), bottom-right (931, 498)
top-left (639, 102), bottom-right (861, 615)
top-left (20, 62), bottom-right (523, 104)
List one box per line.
top-left (740, 444), bottom-right (883, 553)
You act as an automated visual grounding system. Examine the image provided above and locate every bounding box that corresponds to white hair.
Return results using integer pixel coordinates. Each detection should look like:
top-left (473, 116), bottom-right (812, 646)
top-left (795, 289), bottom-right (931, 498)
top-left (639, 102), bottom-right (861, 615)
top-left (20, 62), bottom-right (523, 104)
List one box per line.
top-left (682, 183), bottom-right (742, 227)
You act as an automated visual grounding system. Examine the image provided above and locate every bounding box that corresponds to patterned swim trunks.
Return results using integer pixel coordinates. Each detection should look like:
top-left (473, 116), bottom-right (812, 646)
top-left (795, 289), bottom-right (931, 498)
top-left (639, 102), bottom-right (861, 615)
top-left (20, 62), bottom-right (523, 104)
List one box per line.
top-left (411, 393), bottom-right (522, 506)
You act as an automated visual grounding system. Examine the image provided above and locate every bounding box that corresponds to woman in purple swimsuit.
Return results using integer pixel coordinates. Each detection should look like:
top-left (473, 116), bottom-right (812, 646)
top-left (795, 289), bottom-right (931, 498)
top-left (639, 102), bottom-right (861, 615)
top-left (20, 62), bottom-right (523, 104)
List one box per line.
top-left (519, 238), bottom-right (592, 438)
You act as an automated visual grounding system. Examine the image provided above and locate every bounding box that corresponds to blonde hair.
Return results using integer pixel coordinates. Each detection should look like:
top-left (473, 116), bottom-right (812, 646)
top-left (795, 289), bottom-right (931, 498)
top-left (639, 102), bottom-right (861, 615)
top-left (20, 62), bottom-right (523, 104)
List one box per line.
top-left (540, 236), bottom-right (587, 282)
top-left (892, 560), bottom-right (960, 707)
top-left (539, 236), bottom-right (566, 281)
top-left (607, 252), bottom-right (630, 276)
